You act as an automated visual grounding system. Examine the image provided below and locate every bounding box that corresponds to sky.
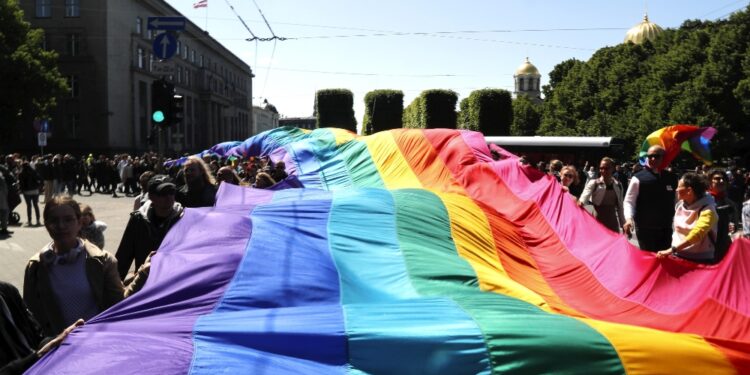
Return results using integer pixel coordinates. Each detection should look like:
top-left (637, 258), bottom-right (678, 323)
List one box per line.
top-left (165, 0), bottom-right (748, 128)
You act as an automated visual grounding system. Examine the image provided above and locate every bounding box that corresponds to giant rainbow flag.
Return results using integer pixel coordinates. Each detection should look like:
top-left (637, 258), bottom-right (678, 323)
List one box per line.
top-left (30, 128), bottom-right (750, 374)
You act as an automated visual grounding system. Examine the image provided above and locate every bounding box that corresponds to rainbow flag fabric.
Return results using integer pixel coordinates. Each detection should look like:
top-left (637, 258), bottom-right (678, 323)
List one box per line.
top-left (30, 128), bottom-right (750, 374)
top-left (638, 124), bottom-right (716, 168)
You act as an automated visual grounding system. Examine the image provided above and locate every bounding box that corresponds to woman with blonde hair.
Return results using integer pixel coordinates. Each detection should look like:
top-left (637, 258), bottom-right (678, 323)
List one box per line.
top-left (176, 157), bottom-right (217, 208)
top-left (560, 165), bottom-right (580, 193)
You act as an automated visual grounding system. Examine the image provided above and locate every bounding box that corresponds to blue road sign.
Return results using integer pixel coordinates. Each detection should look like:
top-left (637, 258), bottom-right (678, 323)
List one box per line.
top-left (153, 33), bottom-right (178, 60)
top-left (147, 17), bottom-right (186, 31)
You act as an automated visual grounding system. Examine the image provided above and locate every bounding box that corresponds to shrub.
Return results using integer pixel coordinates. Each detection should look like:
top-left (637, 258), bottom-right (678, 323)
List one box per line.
top-left (315, 89), bottom-right (357, 132)
top-left (363, 90), bottom-right (404, 134)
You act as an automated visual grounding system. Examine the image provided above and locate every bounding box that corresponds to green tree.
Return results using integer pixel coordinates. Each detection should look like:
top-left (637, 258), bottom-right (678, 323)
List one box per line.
top-left (540, 6), bottom-right (750, 160)
top-left (0, 0), bottom-right (67, 141)
top-left (511, 96), bottom-right (542, 136)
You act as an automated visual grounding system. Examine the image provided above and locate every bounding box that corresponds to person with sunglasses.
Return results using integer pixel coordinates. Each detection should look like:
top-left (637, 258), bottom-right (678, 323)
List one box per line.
top-left (622, 145), bottom-right (679, 251)
top-left (579, 157), bottom-right (625, 233)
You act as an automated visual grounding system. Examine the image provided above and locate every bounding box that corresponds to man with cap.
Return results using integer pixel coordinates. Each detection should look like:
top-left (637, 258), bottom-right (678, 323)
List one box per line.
top-left (115, 175), bottom-right (184, 280)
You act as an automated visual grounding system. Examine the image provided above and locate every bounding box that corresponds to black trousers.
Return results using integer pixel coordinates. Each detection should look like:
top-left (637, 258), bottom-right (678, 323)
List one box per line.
top-left (635, 226), bottom-right (673, 252)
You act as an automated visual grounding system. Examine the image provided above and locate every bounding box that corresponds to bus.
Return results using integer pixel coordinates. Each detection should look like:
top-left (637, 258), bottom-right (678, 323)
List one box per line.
top-left (484, 136), bottom-right (626, 166)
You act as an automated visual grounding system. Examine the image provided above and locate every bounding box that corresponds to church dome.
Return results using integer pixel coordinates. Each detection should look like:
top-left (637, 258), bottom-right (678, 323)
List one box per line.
top-left (624, 14), bottom-right (663, 44)
top-left (515, 57), bottom-right (540, 76)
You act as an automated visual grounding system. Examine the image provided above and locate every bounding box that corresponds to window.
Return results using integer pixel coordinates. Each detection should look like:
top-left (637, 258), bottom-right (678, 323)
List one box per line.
top-left (64, 0), bottom-right (80, 17)
top-left (182, 45), bottom-right (188, 59)
top-left (67, 114), bottom-right (80, 138)
top-left (35, 0), bottom-right (51, 18)
top-left (190, 50), bottom-right (195, 63)
top-left (136, 17), bottom-right (142, 35)
top-left (148, 54), bottom-right (153, 72)
top-left (147, 29), bottom-right (153, 40)
top-left (67, 34), bottom-right (80, 56)
top-left (41, 32), bottom-right (48, 50)
top-left (186, 70), bottom-right (190, 87)
top-left (200, 54), bottom-right (204, 67)
top-left (68, 75), bottom-right (79, 97)
top-left (137, 48), bottom-right (144, 69)
top-left (177, 66), bottom-right (182, 83)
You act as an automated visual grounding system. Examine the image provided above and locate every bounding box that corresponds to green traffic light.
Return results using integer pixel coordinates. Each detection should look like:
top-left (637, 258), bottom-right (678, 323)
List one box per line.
top-left (152, 110), bottom-right (165, 123)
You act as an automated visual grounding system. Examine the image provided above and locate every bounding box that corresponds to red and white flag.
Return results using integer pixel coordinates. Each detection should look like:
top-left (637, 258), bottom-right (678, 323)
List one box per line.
top-left (193, 0), bottom-right (207, 8)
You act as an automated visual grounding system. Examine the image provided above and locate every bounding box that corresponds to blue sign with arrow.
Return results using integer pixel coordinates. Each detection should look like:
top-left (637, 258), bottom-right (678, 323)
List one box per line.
top-left (147, 17), bottom-right (186, 31)
top-left (153, 33), bottom-right (178, 60)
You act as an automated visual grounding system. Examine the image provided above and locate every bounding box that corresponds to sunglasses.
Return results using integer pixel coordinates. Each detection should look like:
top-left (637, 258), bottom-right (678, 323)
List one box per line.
top-left (646, 154), bottom-right (664, 159)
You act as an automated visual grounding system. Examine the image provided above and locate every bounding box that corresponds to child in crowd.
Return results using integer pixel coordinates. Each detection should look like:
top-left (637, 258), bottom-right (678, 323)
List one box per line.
top-left (79, 203), bottom-right (107, 249)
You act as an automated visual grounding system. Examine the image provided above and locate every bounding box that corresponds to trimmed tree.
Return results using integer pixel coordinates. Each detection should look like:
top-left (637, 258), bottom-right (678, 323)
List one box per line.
top-left (459, 89), bottom-right (513, 136)
top-left (314, 89), bottom-right (357, 132)
top-left (363, 89), bottom-right (403, 134)
top-left (403, 89), bottom-right (458, 129)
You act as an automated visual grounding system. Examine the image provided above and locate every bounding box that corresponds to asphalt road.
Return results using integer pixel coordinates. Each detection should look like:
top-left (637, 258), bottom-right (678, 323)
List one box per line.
top-left (0, 191), bottom-right (135, 291)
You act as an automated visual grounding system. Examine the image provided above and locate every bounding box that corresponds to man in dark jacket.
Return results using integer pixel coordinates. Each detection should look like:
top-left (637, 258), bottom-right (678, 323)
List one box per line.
top-left (622, 145), bottom-right (678, 251)
top-left (115, 175), bottom-right (184, 280)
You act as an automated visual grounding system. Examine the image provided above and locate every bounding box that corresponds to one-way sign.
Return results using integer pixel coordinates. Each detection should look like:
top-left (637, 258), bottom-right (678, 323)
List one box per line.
top-left (153, 33), bottom-right (178, 60)
top-left (147, 17), bottom-right (186, 30)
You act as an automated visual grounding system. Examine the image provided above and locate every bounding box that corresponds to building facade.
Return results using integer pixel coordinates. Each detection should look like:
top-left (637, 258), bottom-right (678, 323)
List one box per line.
top-left (18, 0), bottom-right (253, 156)
top-left (513, 57), bottom-right (542, 103)
top-left (252, 101), bottom-right (279, 136)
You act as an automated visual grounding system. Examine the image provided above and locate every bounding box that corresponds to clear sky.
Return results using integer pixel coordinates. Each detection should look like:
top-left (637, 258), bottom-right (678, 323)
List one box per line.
top-left (165, 0), bottom-right (748, 127)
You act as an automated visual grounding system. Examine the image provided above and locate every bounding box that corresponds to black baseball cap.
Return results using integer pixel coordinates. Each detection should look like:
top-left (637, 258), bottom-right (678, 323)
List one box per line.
top-left (148, 175), bottom-right (176, 195)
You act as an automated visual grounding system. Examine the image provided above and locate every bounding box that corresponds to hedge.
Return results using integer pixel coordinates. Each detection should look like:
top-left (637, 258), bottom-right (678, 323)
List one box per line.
top-left (403, 89), bottom-right (458, 129)
top-left (459, 89), bottom-right (513, 136)
top-left (315, 89), bottom-right (357, 132)
top-left (363, 90), bottom-right (403, 134)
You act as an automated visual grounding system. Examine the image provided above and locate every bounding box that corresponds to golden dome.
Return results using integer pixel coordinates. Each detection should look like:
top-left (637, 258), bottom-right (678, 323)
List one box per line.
top-left (624, 14), bottom-right (663, 44)
top-left (515, 57), bottom-right (540, 76)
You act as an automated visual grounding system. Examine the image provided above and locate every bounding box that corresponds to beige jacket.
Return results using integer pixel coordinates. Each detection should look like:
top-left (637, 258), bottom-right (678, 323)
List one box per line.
top-left (23, 240), bottom-right (124, 336)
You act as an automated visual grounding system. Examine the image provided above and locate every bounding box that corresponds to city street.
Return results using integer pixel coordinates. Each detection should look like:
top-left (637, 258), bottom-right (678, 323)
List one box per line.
top-left (0, 192), bottom-right (135, 291)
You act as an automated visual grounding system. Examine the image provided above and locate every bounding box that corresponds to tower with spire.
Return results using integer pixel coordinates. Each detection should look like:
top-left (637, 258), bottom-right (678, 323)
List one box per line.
top-left (513, 57), bottom-right (542, 103)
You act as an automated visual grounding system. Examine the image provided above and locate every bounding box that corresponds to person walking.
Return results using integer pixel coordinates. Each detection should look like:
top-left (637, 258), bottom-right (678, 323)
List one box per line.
top-left (623, 145), bottom-right (678, 251)
top-left (23, 195), bottom-right (123, 337)
top-left (18, 162), bottom-right (42, 226)
top-left (656, 173), bottom-right (718, 263)
top-left (579, 157), bottom-right (626, 233)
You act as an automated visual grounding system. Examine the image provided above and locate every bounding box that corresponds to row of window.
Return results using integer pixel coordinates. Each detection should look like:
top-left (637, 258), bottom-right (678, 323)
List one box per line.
top-left (35, 0), bottom-right (80, 18)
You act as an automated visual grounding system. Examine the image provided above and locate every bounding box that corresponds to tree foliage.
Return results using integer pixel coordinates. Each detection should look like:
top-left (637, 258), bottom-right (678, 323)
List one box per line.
top-left (458, 89), bottom-right (513, 136)
top-left (0, 0), bottom-right (68, 140)
top-left (511, 95), bottom-right (542, 136)
top-left (363, 89), bottom-right (403, 135)
top-left (403, 89), bottom-right (457, 129)
top-left (540, 7), bottom-right (750, 160)
top-left (314, 88), bottom-right (357, 132)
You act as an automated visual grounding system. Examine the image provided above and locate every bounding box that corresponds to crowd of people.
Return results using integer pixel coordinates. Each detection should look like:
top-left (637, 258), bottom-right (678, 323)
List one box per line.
top-left (522, 146), bottom-right (750, 264)
top-left (0, 152), bottom-right (290, 374)
top-left (1, 147), bottom-right (749, 373)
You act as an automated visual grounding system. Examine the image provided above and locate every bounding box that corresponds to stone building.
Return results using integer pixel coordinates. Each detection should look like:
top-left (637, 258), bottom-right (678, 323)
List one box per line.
top-left (513, 57), bottom-right (542, 103)
top-left (17, 0), bottom-right (253, 155)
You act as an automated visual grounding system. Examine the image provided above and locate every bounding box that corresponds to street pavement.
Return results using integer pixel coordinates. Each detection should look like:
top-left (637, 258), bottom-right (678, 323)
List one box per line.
top-left (0, 191), bottom-right (135, 291)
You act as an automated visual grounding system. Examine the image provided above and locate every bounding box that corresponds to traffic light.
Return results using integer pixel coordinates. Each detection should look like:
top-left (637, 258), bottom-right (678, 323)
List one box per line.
top-left (170, 93), bottom-right (184, 127)
top-left (151, 80), bottom-right (174, 128)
